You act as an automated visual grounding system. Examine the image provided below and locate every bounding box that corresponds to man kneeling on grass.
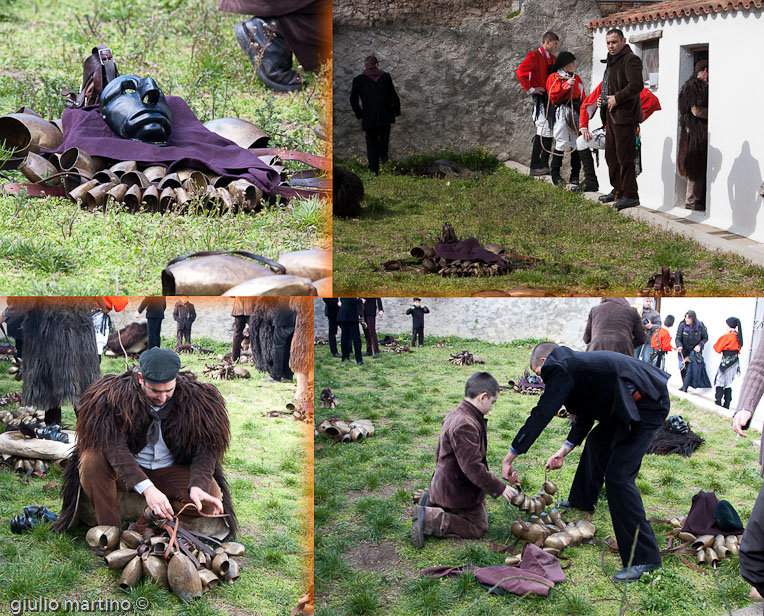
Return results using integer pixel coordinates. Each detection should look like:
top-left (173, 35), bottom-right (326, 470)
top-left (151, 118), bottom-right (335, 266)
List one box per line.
top-left (411, 372), bottom-right (516, 548)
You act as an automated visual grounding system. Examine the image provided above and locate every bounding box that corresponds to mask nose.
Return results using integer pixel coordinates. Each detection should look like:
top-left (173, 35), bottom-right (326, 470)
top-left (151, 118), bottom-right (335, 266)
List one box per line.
top-left (139, 77), bottom-right (161, 105)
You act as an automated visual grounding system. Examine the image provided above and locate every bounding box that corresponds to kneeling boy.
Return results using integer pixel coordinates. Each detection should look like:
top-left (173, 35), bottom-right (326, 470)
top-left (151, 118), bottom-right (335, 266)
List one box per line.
top-left (412, 372), bottom-right (515, 548)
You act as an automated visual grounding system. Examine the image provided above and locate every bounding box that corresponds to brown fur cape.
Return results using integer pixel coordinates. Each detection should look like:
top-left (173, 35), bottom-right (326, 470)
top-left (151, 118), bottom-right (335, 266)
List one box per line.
top-left (289, 297), bottom-right (312, 375)
top-left (249, 299), bottom-right (277, 374)
top-left (19, 297), bottom-right (100, 411)
top-left (677, 76), bottom-right (708, 181)
top-left (56, 370), bottom-right (237, 536)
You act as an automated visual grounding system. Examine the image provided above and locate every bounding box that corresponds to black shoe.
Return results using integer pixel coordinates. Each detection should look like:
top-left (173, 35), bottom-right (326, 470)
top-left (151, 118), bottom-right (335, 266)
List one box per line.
top-left (614, 197), bottom-right (640, 210)
top-left (235, 17), bottom-right (304, 92)
top-left (356, 361), bottom-right (364, 366)
top-left (332, 353), bottom-right (341, 358)
top-left (529, 167), bottom-right (551, 177)
top-left (262, 376), bottom-right (283, 383)
top-left (411, 505), bottom-right (426, 549)
top-left (35, 425), bottom-right (69, 444)
top-left (363, 352), bottom-right (372, 357)
top-left (613, 562), bottom-right (660, 583)
top-left (556, 500), bottom-right (594, 514)
top-left (373, 353), bottom-right (380, 358)
top-left (598, 192), bottom-right (616, 203)
top-left (10, 506), bottom-right (58, 534)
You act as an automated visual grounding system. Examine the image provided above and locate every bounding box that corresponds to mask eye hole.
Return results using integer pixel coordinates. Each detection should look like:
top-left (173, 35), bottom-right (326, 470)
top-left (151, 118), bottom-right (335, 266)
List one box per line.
top-left (122, 88), bottom-right (136, 94)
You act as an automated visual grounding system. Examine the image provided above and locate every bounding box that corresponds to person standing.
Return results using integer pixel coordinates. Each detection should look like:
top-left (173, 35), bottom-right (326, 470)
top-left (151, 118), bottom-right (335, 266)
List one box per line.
top-left (173, 296), bottom-right (196, 348)
top-left (516, 31), bottom-right (559, 176)
top-left (635, 298), bottom-right (662, 362)
top-left (350, 55), bottom-right (401, 175)
top-left (231, 297), bottom-right (257, 362)
top-left (650, 314), bottom-right (674, 371)
top-left (269, 298), bottom-right (296, 382)
top-left (598, 29), bottom-right (644, 210)
top-left (583, 297), bottom-right (646, 356)
top-left (503, 342), bottom-right (670, 582)
top-left (137, 297), bottom-right (166, 350)
top-left (677, 60), bottom-right (709, 211)
top-left (713, 317), bottom-right (743, 408)
top-left (362, 298), bottom-right (384, 358)
top-left (546, 51), bottom-right (585, 187)
top-left (675, 310), bottom-right (711, 392)
top-left (323, 298), bottom-right (341, 358)
top-left (337, 298), bottom-right (363, 365)
top-left (406, 298), bottom-right (429, 347)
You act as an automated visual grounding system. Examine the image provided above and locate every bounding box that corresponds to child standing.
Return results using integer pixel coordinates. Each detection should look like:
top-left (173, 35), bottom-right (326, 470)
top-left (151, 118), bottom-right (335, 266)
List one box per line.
top-left (406, 298), bottom-right (429, 347)
top-left (713, 317), bottom-right (743, 408)
top-left (649, 314), bottom-right (674, 371)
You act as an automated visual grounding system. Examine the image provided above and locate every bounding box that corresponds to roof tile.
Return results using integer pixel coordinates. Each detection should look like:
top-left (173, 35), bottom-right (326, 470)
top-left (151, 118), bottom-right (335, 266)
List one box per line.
top-left (589, 0), bottom-right (763, 28)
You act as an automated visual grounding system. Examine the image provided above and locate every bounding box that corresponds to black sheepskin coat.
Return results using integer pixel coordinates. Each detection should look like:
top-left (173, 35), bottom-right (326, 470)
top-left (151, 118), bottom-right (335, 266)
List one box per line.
top-left (677, 77), bottom-right (708, 181)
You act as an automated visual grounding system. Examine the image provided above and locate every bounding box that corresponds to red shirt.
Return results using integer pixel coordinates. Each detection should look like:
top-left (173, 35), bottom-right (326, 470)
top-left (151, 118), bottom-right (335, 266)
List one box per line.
top-left (651, 328), bottom-right (672, 352)
top-left (579, 83), bottom-right (661, 129)
top-left (516, 47), bottom-right (556, 92)
top-left (546, 72), bottom-right (586, 104)
top-left (714, 332), bottom-right (742, 353)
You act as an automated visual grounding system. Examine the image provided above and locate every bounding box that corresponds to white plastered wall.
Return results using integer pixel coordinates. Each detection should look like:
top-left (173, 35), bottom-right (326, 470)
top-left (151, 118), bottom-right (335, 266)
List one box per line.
top-left (590, 9), bottom-right (764, 241)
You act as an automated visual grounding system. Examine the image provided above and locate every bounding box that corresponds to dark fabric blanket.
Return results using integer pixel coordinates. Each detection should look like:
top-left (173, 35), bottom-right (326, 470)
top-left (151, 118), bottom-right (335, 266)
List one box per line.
top-left (420, 544), bottom-right (565, 597)
top-left (646, 421), bottom-right (704, 457)
top-left (44, 97), bottom-right (280, 193)
top-left (434, 238), bottom-right (508, 269)
top-left (682, 490), bottom-right (743, 536)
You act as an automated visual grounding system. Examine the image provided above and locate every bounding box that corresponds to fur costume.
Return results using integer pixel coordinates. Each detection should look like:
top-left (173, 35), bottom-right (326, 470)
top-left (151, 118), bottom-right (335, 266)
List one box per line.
top-left (56, 370), bottom-right (237, 536)
top-left (248, 299), bottom-right (277, 374)
top-left (105, 322), bottom-right (148, 354)
top-left (289, 297), bottom-right (312, 375)
top-left (333, 165), bottom-right (364, 218)
top-left (19, 298), bottom-right (100, 411)
top-left (646, 421), bottom-right (704, 457)
top-left (677, 76), bottom-right (708, 181)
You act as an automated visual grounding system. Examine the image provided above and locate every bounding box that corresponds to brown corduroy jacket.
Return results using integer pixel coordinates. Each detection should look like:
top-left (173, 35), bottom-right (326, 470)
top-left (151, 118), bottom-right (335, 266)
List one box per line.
top-left (583, 298), bottom-right (646, 356)
top-left (605, 44), bottom-right (644, 126)
top-left (429, 400), bottom-right (507, 510)
top-left (736, 339), bottom-right (764, 476)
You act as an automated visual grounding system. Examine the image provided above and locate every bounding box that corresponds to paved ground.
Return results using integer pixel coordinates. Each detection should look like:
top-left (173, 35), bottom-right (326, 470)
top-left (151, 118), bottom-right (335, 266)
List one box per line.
top-left (504, 160), bottom-right (764, 268)
top-left (726, 603), bottom-right (762, 616)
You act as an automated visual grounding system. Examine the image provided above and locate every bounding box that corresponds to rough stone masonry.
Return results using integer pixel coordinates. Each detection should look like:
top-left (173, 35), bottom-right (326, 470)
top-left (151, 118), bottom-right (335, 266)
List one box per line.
top-left (334, 0), bottom-right (601, 164)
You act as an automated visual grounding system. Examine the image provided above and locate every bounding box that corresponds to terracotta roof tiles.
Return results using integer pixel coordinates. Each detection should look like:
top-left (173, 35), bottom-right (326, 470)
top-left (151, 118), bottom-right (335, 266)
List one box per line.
top-left (589, 0), bottom-right (763, 28)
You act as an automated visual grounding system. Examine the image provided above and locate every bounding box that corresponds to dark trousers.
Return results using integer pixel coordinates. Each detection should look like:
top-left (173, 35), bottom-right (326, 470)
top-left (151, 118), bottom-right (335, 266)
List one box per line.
top-left (176, 327), bottom-right (191, 347)
top-left (715, 386), bottom-right (732, 408)
top-left (740, 481), bottom-right (764, 597)
top-left (147, 317), bottom-right (163, 349)
top-left (567, 400), bottom-right (668, 567)
top-left (364, 315), bottom-right (379, 354)
top-left (327, 316), bottom-right (338, 355)
top-left (232, 315), bottom-right (249, 361)
top-left (79, 449), bottom-right (222, 527)
top-left (365, 125), bottom-right (391, 174)
top-left (271, 325), bottom-right (295, 380)
top-left (412, 326), bottom-right (424, 347)
top-left (423, 500), bottom-right (488, 539)
top-left (339, 322), bottom-right (362, 363)
top-left (605, 121), bottom-right (639, 200)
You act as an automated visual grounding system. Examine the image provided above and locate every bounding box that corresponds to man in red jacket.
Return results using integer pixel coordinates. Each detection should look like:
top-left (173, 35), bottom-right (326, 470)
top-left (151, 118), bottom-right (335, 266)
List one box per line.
top-left (516, 31), bottom-right (559, 176)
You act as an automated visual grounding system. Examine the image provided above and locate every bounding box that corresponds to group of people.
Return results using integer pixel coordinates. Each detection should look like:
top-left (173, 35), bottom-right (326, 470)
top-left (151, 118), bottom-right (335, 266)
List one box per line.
top-left (516, 28), bottom-right (707, 211)
top-left (322, 297), bottom-right (430, 363)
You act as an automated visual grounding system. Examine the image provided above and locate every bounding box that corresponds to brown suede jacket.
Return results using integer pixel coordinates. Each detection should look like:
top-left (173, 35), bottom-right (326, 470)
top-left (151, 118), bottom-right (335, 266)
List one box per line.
top-left (429, 400), bottom-right (507, 510)
top-left (606, 44), bottom-right (644, 125)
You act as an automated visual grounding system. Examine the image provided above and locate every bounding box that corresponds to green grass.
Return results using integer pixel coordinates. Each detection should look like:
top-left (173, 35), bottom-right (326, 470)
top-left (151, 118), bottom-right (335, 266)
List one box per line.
top-left (314, 334), bottom-right (759, 615)
top-left (0, 0), bottom-right (330, 294)
top-left (332, 159), bottom-right (764, 296)
top-left (0, 342), bottom-right (309, 616)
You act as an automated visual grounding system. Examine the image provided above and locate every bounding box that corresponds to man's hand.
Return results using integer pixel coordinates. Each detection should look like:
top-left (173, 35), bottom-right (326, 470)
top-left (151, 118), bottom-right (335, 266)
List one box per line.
top-left (733, 410), bottom-right (753, 437)
top-left (694, 344), bottom-right (702, 352)
top-left (143, 485), bottom-right (174, 520)
top-left (501, 485), bottom-right (517, 504)
top-left (378, 311), bottom-right (384, 318)
top-left (502, 453), bottom-right (520, 485)
top-left (580, 127), bottom-right (592, 142)
top-left (607, 95), bottom-right (616, 111)
top-left (645, 322), bottom-right (654, 330)
top-left (546, 443), bottom-right (572, 471)
top-left (189, 486), bottom-right (224, 515)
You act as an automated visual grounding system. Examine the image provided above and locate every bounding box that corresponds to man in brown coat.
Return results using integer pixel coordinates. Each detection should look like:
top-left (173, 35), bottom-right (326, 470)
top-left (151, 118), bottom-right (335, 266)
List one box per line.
top-left (411, 372), bottom-right (515, 548)
top-left (597, 29), bottom-right (644, 210)
top-left (583, 298), bottom-right (646, 356)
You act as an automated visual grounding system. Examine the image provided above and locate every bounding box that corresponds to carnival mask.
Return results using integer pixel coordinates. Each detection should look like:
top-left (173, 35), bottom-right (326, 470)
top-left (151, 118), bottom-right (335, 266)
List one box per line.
top-left (100, 75), bottom-right (172, 144)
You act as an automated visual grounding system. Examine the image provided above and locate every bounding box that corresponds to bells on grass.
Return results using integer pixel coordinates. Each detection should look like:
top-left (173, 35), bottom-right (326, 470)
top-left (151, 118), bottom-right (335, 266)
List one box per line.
top-left (510, 510), bottom-right (596, 558)
top-left (509, 481), bottom-right (558, 515)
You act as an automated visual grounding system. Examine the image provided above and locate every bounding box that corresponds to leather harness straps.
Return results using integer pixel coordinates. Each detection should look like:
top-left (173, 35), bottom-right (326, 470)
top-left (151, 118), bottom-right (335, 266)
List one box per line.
top-left (63, 45), bottom-right (119, 109)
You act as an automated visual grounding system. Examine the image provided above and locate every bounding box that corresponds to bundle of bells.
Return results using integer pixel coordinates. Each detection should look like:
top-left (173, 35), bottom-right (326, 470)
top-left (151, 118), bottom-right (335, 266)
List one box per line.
top-left (5, 363), bottom-right (21, 381)
top-left (507, 379), bottom-right (544, 396)
top-left (1, 453), bottom-right (56, 476)
top-left (387, 344), bottom-right (414, 354)
top-left (201, 361), bottom-right (251, 380)
top-left (510, 511), bottom-right (596, 561)
top-left (449, 350), bottom-right (485, 366)
top-left (667, 515), bottom-right (740, 567)
top-left (319, 387), bottom-right (337, 409)
top-left (264, 402), bottom-right (309, 422)
top-left (316, 419), bottom-right (374, 443)
top-left (410, 244), bottom-right (508, 278)
top-left (85, 521), bottom-right (244, 600)
top-left (1, 406), bottom-right (47, 428)
top-left (1, 406), bottom-right (68, 475)
top-left (432, 339), bottom-right (449, 348)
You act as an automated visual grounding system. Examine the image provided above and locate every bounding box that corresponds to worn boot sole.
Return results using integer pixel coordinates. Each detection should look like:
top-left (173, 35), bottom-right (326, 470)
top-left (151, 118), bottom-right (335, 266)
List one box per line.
top-left (410, 505), bottom-right (425, 549)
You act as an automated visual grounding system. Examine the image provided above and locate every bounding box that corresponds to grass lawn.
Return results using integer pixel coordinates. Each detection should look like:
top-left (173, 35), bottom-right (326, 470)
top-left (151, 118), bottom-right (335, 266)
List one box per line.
top-left (332, 158), bottom-right (764, 296)
top-left (0, 337), bottom-right (310, 616)
top-left (314, 334), bottom-right (759, 616)
top-left (0, 0), bottom-right (330, 295)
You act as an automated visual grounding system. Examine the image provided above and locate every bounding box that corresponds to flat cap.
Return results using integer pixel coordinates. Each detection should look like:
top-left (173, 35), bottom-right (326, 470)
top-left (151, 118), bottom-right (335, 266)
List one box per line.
top-left (139, 347), bottom-right (181, 383)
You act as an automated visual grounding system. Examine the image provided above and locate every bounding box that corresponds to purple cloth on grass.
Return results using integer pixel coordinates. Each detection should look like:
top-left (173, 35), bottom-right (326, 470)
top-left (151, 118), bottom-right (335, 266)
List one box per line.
top-left (420, 544), bottom-right (566, 597)
top-left (682, 490), bottom-right (743, 536)
top-left (434, 237), bottom-right (508, 268)
top-left (44, 97), bottom-right (280, 193)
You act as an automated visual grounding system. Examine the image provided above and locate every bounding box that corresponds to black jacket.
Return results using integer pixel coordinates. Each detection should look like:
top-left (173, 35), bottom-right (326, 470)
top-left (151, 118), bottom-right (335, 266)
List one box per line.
top-left (138, 296), bottom-right (166, 318)
top-left (406, 305), bottom-right (429, 328)
top-left (172, 302), bottom-right (196, 329)
top-left (675, 321), bottom-right (708, 356)
top-left (337, 298), bottom-right (363, 323)
top-left (363, 298), bottom-right (384, 317)
top-left (323, 298), bottom-right (339, 319)
top-left (511, 346), bottom-right (670, 455)
top-left (350, 72), bottom-right (401, 131)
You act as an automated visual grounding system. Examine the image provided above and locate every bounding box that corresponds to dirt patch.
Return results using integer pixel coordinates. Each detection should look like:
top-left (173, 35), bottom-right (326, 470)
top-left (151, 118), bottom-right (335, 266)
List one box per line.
top-left (345, 540), bottom-right (417, 578)
top-left (345, 483), bottom-right (400, 502)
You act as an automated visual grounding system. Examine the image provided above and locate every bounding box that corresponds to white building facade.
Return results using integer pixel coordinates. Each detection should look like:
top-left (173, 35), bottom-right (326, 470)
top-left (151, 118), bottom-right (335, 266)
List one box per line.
top-left (588, 3), bottom-right (764, 241)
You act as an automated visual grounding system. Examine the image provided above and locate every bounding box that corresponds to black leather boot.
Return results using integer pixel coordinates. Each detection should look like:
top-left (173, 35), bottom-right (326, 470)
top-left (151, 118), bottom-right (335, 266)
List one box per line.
top-left (569, 149), bottom-right (581, 185)
top-left (723, 388), bottom-right (732, 409)
top-left (578, 148), bottom-right (599, 192)
top-left (235, 17), bottom-right (304, 92)
top-left (715, 386), bottom-right (724, 406)
top-left (529, 135), bottom-right (549, 175)
top-left (550, 149), bottom-right (565, 186)
top-left (44, 407), bottom-right (61, 426)
top-left (540, 137), bottom-right (553, 171)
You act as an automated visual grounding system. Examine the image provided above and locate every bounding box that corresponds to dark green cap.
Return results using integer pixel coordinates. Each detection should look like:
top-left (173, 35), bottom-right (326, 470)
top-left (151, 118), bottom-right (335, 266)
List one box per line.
top-left (715, 500), bottom-right (743, 532)
top-left (139, 347), bottom-right (181, 383)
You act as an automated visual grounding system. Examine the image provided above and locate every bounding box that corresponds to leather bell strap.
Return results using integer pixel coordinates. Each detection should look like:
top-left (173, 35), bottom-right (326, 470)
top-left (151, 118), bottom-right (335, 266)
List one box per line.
top-left (165, 250), bottom-right (286, 275)
top-left (2, 168), bottom-right (94, 199)
top-left (249, 148), bottom-right (330, 171)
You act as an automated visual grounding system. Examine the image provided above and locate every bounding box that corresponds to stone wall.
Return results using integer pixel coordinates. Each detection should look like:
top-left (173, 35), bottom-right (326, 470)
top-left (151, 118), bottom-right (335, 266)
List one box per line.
top-left (315, 297), bottom-right (615, 348)
top-left (334, 0), bottom-right (602, 164)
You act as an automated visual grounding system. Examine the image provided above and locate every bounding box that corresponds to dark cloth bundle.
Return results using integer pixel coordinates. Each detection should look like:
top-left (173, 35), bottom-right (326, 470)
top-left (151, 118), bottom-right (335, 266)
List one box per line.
top-left (683, 351), bottom-right (712, 389)
top-left (333, 164), bottom-right (364, 218)
top-left (434, 238), bottom-right (508, 269)
top-left (45, 97), bottom-right (280, 192)
top-left (420, 543), bottom-right (565, 597)
top-left (682, 490), bottom-right (743, 536)
top-left (646, 420), bottom-right (704, 457)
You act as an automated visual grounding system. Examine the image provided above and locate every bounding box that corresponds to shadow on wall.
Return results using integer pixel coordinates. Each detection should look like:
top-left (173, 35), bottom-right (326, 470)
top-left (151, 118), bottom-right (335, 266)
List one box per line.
top-left (728, 141), bottom-right (763, 234)
top-left (660, 136), bottom-right (674, 211)
top-left (706, 141), bottom-right (722, 215)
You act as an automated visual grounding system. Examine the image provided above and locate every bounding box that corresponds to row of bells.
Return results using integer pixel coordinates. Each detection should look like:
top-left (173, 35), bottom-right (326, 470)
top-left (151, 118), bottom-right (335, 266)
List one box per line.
top-left (449, 350), bottom-right (486, 366)
top-left (316, 419), bottom-right (375, 443)
top-left (201, 362), bottom-right (251, 380)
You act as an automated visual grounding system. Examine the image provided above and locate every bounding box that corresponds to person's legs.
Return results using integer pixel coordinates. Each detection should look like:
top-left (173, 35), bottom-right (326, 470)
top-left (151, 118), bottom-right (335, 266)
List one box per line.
top-left (146, 317), bottom-right (162, 349)
top-left (327, 316), bottom-right (339, 356)
top-left (613, 123), bottom-right (639, 200)
top-left (377, 125), bottom-right (391, 166)
top-left (740, 481), bottom-right (764, 599)
top-left (685, 177), bottom-right (706, 211)
top-left (723, 387), bottom-right (732, 409)
top-left (605, 122), bottom-right (621, 199)
top-left (715, 386), bottom-right (724, 406)
top-left (350, 324), bottom-right (363, 363)
top-left (569, 149), bottom-right (581, 185)
top-left (176, 328), bottom-right (183, 348)
top-left (339, 322), bottom-right (351, 360)
top-left (365, 128), bottom-right (381, 174)
top-left (567, 421), bottom-right (615, 511)
top-left (272, 325), bottom-right (294, 380)
top-left (423, 501), bottom-right (488, 539)
top-left (368, 316), bottom-right (380, 354)
top-left (363, 315), bottom-right (374, 354)
top-left (79, 449), bottom-right (123, 527)
top-left (232, 315), bottom-right (248, 361)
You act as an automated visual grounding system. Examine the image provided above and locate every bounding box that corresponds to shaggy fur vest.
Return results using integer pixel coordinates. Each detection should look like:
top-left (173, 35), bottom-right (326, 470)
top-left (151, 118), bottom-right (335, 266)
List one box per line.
top-left (249, 300), bottom-right (277, 374)
top-left (56, 371), bottom-right (237, 536)
top-left (677, 77), bottom-right (708, 181)
top-left (289, 297), bottom-right (312, 375)
top-left (19, 298), bottom-right (100, 410)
